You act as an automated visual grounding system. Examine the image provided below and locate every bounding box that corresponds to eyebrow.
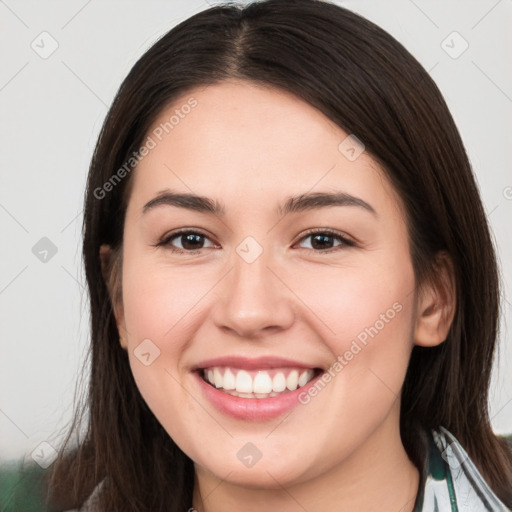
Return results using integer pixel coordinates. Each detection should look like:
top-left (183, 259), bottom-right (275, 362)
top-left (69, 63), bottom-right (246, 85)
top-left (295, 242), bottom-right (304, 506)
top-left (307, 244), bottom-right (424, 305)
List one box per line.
top-left (142, 189), bottom-right (377, 217)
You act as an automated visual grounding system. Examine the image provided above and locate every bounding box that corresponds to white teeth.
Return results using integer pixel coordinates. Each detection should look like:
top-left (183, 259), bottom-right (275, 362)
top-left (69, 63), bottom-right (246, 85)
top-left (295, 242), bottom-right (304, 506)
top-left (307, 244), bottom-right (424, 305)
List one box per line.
top-left (298, 370), bottom-right (311, 387)
top-left (223, 368), bottom-right (236, 390)
top-left (272, 372), bottom-right (287, 392)
top-left (214, 367), bottom-right (223, 388)
top-left (235, 370), bottom-right (253, 393)
top-left (226, 390), bottom-right (281, 399)
top-left (237, 391), bottom-right (257, 398)
top-left (203, 367), bottom-right (316, 397)
top-left (253, 371), bottom-right (273, 394)
top-left (286, 370), bottom-right (299, 391)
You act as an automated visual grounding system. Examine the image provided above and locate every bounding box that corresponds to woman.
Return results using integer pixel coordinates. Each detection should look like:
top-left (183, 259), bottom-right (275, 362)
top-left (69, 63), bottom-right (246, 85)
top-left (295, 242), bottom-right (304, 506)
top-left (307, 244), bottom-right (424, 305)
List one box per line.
top-left (47, 0), bottom-right (512, 510)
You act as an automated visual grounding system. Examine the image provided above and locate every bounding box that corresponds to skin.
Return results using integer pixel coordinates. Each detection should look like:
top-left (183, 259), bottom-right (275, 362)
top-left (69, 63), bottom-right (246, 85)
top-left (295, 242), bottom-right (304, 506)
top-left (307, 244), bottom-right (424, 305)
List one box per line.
top-left (101, 80), bottom-right (455, 512)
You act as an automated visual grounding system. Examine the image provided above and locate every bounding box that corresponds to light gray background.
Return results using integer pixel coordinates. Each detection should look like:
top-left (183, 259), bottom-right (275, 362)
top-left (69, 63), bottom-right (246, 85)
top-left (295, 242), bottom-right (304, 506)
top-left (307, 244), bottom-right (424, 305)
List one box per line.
top-left (1, 0), bottom-right (511, 462)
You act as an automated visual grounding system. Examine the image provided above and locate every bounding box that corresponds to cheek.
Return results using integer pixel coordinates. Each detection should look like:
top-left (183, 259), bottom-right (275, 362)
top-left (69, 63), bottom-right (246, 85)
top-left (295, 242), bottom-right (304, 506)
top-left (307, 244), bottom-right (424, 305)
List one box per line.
top-left (120, 262), bottom-right (213, 455)
top-left (286, 254), bottom-right (415, 347)
top-left (118, 253), bottom-right (210, 425)
top-left (284, 260), bottom-right (415, 465)
top-left (121, 258), bottom-right (213, 344)
top-left (288, 250), bottom-right (416, 409)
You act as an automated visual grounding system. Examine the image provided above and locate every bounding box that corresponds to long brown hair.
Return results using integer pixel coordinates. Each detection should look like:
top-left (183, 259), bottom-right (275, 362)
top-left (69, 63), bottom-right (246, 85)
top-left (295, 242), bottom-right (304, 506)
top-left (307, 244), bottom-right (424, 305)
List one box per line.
top-left (46, 0), bottom-right (512, 509)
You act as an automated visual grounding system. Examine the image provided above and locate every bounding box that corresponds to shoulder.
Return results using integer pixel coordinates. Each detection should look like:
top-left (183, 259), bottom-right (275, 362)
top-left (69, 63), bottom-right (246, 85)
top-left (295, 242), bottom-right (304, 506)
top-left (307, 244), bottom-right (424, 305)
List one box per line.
top-left (415, 426), bottom-right (511, 512)
top-left (63, 478), bottom-right (104, 511)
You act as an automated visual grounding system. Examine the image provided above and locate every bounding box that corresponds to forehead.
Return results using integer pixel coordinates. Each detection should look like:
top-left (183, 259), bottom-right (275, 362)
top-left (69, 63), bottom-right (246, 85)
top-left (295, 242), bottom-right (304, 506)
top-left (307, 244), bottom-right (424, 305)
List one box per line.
top-left (130, 80), bottom-right (403, 218)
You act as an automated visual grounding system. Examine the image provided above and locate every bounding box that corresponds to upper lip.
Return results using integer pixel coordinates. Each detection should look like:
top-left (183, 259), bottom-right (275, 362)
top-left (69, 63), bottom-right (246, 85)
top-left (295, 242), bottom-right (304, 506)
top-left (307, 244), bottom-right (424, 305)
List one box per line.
top-left (191, 356), bottom-right (320, 372)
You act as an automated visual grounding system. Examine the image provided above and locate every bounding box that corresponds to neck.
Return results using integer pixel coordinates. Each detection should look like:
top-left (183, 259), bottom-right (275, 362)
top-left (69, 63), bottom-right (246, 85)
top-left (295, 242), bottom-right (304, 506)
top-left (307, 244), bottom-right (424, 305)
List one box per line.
top-left (192, 411), bottom-right (420, 512)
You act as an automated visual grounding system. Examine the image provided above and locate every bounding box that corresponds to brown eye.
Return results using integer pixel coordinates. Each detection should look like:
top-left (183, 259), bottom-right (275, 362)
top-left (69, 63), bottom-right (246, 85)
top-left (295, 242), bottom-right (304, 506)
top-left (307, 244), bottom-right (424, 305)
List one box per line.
top-left (296, 229), bottom-right (355, 252)
top-left (174, 233), bottom-right (206, 250)
top-left (158, 230), bottom-right (217, 253)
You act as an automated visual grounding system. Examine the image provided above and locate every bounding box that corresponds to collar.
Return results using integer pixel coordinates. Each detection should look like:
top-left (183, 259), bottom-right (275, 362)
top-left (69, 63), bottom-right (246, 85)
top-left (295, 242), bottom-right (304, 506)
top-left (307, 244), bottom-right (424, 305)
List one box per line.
top-left (413, 426), bottom-right (511, 512)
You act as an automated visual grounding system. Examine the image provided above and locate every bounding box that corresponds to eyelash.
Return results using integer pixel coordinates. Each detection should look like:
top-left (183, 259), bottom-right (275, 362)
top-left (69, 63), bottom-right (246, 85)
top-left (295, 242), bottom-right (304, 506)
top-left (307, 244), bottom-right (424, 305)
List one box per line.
top-left (155, 228), bottom-right (355, 255)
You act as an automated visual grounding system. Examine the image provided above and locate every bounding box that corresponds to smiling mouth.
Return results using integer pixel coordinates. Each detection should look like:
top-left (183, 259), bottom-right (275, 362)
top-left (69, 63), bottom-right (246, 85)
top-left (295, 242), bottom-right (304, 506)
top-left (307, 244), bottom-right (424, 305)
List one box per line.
top-left (198, 366), bottom-right (322, 399)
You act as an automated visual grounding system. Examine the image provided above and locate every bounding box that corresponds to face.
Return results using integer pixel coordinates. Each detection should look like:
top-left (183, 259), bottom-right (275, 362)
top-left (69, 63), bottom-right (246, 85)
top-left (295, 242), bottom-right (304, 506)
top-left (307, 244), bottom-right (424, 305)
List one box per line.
top-left (113, 80), bottom-right (420, 489)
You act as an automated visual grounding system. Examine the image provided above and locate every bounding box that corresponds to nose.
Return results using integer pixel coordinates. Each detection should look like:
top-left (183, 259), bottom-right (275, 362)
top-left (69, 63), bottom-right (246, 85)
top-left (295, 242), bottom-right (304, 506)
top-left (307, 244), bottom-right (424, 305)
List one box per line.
top-left (211, 247), bottom-right (296, 339)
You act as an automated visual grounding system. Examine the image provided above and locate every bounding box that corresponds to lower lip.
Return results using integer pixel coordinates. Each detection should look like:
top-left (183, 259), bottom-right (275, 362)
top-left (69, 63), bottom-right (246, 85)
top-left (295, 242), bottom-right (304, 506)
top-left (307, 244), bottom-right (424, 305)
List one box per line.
top-left (193, 370), bottom-right (323, 421)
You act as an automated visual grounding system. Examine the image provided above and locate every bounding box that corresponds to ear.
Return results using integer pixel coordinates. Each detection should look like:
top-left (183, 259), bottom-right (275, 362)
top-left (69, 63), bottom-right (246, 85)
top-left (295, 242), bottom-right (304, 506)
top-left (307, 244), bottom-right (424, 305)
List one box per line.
top-left (99, 244), bottom-right (127, 350)
top-left (414, 252), bottom-right (456, 348)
